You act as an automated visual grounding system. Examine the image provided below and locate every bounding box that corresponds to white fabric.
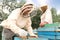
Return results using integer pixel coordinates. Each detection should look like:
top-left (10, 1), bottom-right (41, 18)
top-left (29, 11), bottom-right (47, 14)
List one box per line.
top-left (1, 8), bottom-right (35, 36)
top-left (41, 8), bottom-right (53, 24)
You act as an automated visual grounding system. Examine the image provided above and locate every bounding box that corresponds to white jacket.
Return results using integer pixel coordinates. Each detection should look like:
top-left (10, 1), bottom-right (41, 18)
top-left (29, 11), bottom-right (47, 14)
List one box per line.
top-left (1, 8), bottom-right (36, 36)
top-left (41, 8), bottom-right (53, 24)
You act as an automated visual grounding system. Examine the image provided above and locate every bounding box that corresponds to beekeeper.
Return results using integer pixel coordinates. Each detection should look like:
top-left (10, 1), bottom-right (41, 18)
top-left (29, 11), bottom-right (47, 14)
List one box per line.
top-left (1, 2), bottom-right (37, 40)
top-left (39, 3), bottom-right (53, 27)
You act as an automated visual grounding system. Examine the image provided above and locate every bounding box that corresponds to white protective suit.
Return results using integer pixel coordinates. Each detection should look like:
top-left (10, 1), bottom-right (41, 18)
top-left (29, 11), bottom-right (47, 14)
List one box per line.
top-left (41, 7), bottom-right (53, 24)
top-left (1, 3), bottom-right (36, 37)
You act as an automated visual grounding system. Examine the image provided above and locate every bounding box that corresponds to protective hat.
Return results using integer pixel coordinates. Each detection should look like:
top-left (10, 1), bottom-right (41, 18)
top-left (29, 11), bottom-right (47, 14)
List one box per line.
top-left (39, 0), bottom-right (48, 13)
top-left (20, 2), bottom-right (35, 17)
top-left (40, 5), bottom-right (47, 13)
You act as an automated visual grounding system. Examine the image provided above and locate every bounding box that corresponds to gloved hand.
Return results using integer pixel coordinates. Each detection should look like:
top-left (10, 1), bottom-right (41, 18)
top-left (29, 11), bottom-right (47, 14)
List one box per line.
top-left (30, 34), bottom-right (38, 38)
top-left (39, 22), bottom-right (48, 27)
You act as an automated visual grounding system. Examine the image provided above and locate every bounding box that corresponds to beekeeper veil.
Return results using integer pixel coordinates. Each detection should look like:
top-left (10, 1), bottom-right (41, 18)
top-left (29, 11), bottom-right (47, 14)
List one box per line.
top-left (20, 1), bottom-right (37, 18)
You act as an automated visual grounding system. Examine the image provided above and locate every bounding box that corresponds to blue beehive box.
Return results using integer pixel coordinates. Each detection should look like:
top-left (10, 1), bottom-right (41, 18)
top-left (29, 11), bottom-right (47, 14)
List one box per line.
top-left (37, 23), bottom-right (60, 39)
top-left (14, 37), bottom-right (38, 40)
top-left (13, 23), bottom-right (60, 40)
top-left (14, 37), bottom-right (22, 40)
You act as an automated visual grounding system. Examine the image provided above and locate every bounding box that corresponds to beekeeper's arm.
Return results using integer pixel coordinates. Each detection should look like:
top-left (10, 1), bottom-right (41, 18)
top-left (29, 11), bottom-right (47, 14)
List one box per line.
top-left (1, 8), bottom-right (28, 36)
top-left (44, 8), bottom-right (52, 24)
top-left (7, 20), bottom-right (28, 36)
top-left (25, 18), bottom-right (37, 36)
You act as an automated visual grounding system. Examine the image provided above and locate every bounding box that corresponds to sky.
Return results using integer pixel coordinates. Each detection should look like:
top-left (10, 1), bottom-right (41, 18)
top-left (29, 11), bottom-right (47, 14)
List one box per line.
top-left (27, 0), bottom-right (60, 14)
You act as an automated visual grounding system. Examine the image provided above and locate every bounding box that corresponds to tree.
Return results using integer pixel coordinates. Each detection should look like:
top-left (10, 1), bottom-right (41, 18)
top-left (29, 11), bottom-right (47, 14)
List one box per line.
top-left (51, 8), bottom-right (58, 23)
top-left (19, 0), bottom-right (26, 7)
top-left (57, 14), bottom-right (60, 22)
top-left (31, 8), bottom-right (42, 29)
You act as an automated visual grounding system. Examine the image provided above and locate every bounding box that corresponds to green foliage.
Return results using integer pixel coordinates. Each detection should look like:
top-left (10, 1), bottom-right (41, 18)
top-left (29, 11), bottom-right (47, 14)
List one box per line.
top-left (51, 8), bottom-right (60, 23)
top-left (31, 8), bottom-right (42, 29)
top-left (2, 13), bottom-right (9, 20)
top-left (51, 8), bottom-right (57, 23)
top-left (19, 0), bottom-right (26, 7)
top-left (57, 14), bottom-right (60, 22)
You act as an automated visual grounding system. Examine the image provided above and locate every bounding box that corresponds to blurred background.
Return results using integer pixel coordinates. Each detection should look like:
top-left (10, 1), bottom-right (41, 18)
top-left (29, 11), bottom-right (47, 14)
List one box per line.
top-left (0, 0), bottom-right (60, 40)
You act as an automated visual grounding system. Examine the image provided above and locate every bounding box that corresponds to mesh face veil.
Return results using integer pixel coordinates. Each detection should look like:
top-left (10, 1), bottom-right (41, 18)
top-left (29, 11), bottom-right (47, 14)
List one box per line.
top-left (20, 4), bottom-right (36, 18)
